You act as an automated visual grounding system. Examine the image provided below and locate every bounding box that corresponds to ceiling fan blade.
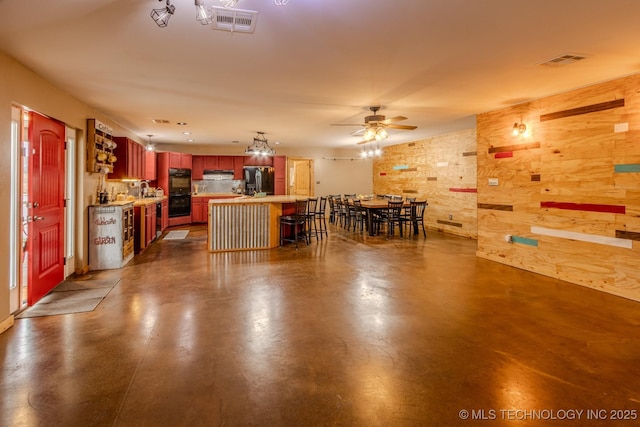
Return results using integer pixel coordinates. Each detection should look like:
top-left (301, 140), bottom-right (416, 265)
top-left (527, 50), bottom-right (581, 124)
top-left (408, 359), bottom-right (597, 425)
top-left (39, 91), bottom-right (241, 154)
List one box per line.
top-left (381, 116), bottom-right (407, 125)
top-left (350, 128), bottom-right (366, 135)
top-left (387, 124), bottom-right (417, 130)
top-left (330, 123), bottom-right (365, 127)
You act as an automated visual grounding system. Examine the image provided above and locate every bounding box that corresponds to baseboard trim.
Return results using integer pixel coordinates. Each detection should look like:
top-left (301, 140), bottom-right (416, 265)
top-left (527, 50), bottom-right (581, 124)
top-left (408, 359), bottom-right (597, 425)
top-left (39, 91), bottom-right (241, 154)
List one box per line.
top-left (0, 315), bottom-right (15, 335)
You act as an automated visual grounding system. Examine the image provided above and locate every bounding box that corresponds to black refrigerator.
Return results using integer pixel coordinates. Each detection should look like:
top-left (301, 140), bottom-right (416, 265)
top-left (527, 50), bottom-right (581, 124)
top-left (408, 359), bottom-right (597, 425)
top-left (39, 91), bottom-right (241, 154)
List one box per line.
top-left (244, 166), bottom-right (274, 195)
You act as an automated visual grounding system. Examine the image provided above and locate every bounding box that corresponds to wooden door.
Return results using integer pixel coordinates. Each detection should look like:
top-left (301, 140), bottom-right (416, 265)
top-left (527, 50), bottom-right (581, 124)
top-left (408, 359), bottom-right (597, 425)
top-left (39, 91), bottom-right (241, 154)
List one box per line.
top-left (28, 112), bottom-right (65, 305)
top-left (290, 159), bottom-right (313, 197)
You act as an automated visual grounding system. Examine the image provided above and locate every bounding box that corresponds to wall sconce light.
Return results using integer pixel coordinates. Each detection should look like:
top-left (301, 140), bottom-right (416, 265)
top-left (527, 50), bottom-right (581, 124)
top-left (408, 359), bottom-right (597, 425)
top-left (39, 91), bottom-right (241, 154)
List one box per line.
top-left (512, 122), bottom-right (527, 137)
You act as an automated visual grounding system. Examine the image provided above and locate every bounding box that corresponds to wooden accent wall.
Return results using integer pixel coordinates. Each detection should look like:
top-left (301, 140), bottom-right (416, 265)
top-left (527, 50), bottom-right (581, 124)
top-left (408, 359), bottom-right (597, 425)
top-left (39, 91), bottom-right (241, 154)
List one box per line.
top-left (477, 74), bottom-right (640, 301)
top-left (372, 129), bottom-right (478, 238)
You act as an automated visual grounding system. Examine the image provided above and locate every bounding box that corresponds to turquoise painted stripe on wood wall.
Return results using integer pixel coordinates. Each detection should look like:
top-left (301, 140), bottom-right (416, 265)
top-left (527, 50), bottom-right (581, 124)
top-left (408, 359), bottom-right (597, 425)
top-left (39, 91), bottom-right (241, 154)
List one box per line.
top-left (512, 236), bottom-right (538, 247)
top-left (614, 164), bottom-right (640, 173)
top-left (393, 165), bottom-right (409, 170)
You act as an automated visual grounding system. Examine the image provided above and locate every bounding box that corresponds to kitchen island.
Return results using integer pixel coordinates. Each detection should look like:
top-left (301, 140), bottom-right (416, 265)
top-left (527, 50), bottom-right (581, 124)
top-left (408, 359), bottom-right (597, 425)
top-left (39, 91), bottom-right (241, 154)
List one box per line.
top-left (207, 195), bottom-right (308, 252)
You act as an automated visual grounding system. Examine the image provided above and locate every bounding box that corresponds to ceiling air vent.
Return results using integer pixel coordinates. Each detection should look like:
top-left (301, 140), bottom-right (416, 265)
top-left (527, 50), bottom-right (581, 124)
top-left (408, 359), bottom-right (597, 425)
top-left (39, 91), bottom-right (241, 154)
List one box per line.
top-left (152, 119), bottom-right (170, 124)
top-left (211, 7), bottom-right (258, 33)
top-left (540, 53), bottom-right (589, 68)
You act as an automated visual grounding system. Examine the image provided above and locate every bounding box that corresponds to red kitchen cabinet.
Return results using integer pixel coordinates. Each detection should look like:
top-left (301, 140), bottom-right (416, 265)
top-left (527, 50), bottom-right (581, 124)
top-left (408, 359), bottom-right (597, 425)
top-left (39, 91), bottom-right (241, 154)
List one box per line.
top-left (145, 202), bottom-right (157, 247)
top-left (160, 198), bottom-right (169, 231)
top-left (112, 137), bottom-right (144, 180)
top-left (244, 155), bottom-right (273, 166)
top-left (191, 197), bottom-right (209, 223)
top-left (203, 156), bottom-right (218, 170)
top-left (192, 155), bottom-right (204, 179)
top-left (233, 156), bottom-right (245, 179)
top-left (168, 152), bottom-right (192, 169)
top-left (273, 155), bottom-right (286, 195)
top-left (143, 149), bottom-right (156, 181)
top-left (218, 156), bottom-right (234, 170)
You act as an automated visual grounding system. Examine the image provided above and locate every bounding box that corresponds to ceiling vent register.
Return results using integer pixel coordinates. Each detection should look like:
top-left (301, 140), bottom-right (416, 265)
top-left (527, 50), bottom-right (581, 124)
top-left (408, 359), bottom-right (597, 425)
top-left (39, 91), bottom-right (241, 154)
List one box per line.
top-left (211, 7), bottom-right (258, 33)
top-left (540, 53), bottom-right (589, 67)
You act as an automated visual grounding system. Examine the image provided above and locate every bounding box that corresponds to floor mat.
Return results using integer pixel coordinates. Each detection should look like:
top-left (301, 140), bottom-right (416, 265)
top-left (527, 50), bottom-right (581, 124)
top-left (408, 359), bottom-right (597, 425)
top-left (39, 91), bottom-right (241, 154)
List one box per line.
top-left (164, 230), bottom-right (190, 240)
top-left (16, 277), bottom-right (120, 318)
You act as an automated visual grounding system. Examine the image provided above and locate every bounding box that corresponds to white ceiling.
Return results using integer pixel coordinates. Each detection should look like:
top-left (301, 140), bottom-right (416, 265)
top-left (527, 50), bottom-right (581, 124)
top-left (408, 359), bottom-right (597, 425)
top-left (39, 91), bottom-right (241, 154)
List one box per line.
top-left (1, 0), bottom-right (640, 151)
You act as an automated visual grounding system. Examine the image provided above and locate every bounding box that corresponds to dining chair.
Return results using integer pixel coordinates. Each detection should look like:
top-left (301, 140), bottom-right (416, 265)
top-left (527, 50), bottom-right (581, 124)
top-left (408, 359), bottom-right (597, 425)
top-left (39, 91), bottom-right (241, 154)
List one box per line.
top-left (350, 199), bottom-right (366, 232)
top-left (279, 199), bottom-right (308, 248)
top-left (400, 200), bottom-right (427, 238)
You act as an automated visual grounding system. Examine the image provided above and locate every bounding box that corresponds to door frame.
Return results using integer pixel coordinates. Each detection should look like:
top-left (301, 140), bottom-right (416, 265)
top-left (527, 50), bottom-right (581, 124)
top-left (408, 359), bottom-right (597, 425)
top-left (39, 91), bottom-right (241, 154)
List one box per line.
top-left (9, 105), bottom-right (73, 313)
top-left (286, 157), bottom-right (314, 197)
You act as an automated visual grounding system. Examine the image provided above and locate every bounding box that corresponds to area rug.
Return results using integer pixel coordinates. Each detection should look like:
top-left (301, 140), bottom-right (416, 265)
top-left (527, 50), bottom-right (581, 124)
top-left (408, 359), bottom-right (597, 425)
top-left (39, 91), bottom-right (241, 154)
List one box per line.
top-left (16, 277), bottom-right (120, 318)
top-left (164, 230), bottom-right (190, 240)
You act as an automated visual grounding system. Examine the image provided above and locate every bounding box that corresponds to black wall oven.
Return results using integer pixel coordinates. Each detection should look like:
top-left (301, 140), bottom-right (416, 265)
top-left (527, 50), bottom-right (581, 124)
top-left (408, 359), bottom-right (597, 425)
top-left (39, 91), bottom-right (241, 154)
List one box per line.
top-left (168, 168), bottom-right (191, 218)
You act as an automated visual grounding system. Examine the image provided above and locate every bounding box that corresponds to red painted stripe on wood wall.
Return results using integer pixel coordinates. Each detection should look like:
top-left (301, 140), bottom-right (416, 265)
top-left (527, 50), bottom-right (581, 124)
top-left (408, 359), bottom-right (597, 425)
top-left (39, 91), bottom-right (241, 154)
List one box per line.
top-left (540, 201), bottom-right (626, 214)
top-left (449, 188), bottom-right (478, 193)
top-left (495, 152), bottom-right (513, 159)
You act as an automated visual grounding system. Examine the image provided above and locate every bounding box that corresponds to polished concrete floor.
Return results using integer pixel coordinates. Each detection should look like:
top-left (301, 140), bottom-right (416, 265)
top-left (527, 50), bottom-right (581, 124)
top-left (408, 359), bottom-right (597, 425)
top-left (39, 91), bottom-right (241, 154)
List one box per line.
top-left (1, 224), bottom-right (640, 426)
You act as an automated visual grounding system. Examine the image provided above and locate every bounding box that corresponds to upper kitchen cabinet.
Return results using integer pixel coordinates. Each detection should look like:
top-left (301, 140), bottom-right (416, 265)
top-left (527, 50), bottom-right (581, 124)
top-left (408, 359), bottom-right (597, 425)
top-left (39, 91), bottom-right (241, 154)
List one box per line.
top-left (273, 155), bottom-right (286, 195)
top-left (143, 149), bottom-right (157, 181)
top-left (233, 156), bottom-right (245, 179)
top-left (168, 152), bottom-right (192, 169)
top-left (244, 155), bottom-right (273, 166)
top-left (192, 156), bottom-right (204, 180)
top-left (111, 137), bottom-right (143, 180)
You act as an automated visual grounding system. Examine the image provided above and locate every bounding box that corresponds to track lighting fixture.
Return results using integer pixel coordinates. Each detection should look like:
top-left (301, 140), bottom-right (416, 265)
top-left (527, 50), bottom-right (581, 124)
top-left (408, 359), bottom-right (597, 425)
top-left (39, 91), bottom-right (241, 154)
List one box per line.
top-left (151, 0), bottom-right (176, 27)
top-left (274, 0), bottom-right (290, 5)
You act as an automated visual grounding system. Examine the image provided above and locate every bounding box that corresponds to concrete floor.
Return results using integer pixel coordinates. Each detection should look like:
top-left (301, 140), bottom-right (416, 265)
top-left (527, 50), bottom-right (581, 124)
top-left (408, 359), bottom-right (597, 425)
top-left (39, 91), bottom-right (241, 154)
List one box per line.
top-left (1, 224), bottom-right (639, 426)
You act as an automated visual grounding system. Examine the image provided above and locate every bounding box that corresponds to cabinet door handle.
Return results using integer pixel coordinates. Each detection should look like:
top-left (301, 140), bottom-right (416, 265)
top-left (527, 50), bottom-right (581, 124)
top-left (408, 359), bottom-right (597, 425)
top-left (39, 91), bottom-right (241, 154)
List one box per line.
top-left (33, 216), bottom-right (45, 221)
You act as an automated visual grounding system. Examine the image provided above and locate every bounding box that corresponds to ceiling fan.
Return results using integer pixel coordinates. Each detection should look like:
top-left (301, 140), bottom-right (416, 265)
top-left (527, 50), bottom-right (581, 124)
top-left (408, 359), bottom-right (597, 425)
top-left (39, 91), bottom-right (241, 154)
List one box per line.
top-left (331, 106), bottom-right (417, 143)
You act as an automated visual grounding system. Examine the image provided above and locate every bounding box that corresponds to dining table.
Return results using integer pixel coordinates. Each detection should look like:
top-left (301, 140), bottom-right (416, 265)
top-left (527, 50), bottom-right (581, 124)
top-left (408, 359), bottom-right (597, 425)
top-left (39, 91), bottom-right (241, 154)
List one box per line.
top-left (353, 199), bottom-right (412, 236)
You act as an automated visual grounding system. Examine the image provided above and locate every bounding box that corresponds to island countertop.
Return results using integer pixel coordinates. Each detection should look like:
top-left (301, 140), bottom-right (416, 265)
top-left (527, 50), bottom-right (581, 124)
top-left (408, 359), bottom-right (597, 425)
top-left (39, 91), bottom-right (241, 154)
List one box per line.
top-left (208, 195), bottom-right (307, 205)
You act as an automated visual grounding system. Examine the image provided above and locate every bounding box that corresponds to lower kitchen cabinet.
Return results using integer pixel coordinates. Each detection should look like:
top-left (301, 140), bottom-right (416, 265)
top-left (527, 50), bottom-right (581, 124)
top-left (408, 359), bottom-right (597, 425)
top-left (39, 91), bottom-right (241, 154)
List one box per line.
top-left (134, 200), bottom-right (160, 254)
top-left (191, 197), bottom-right (209, 223)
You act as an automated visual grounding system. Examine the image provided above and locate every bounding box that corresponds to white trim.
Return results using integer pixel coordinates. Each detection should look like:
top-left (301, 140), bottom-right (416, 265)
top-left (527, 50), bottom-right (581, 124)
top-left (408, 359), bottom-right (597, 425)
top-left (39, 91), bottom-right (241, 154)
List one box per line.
top-left (531, 226), bottom-right (633, 249)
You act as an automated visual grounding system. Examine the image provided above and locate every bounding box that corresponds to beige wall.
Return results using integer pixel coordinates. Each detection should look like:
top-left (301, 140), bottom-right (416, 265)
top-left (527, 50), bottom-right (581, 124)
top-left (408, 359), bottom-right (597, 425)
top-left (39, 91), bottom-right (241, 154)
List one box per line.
top-left (477, 74), bottom-right (640, 301)
top-left (372, 129), bottom-right (478, 239)
top-left (0, 51), bottom-right (372, 328)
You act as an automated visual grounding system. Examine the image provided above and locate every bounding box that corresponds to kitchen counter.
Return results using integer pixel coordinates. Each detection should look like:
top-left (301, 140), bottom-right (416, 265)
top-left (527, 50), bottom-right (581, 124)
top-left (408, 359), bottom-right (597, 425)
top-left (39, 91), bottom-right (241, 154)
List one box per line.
top-left (192, 193), bottom-right (241, 198)
top-left (133, 196), bottom-right (167, 206)
top-left (207, 195), bottom-right (307, 252)
top-left (208, 195), bottom-right (307, 205)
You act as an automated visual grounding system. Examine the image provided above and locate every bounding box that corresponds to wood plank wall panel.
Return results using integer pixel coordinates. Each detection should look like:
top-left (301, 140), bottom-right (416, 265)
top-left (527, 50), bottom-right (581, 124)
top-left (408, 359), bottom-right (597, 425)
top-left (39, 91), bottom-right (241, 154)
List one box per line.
top-left (477, 74), bottom-right (640, 301)
top-left (372, 129), bottom-right (477, 238)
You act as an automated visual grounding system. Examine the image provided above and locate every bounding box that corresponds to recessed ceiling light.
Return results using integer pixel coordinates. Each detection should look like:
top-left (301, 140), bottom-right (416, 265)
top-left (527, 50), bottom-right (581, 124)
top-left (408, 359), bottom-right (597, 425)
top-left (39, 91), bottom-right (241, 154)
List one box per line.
top-left (274, 141), bottom-right (280, 145)
top-left (232, 140), bottom-right (239, 144)
top-left (187, 139), bottom-right (194, 142)
top-left (177, 122), bottom-right (188, 126)
top-left (183, 131), bottom-right (191, 135)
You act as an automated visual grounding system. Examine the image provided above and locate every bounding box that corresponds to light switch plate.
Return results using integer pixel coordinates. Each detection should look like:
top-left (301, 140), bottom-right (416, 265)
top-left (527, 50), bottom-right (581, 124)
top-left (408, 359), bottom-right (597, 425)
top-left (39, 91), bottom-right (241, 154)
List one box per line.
top-left (488, 178), bottom-right (499, 186)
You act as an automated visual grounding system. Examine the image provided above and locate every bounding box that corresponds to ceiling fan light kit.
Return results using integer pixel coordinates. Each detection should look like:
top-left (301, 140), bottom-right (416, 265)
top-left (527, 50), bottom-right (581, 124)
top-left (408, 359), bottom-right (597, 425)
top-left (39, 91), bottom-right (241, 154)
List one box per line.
top-left (331, 105), bottom-right (417, 145)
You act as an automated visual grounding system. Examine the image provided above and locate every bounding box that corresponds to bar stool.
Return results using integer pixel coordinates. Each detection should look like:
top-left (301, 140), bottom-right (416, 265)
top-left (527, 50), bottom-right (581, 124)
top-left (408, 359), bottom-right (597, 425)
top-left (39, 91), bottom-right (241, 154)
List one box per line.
top-left (305, 197), bottom-right (319, 241)
top-left (279, 199), bottom-right (308, 248)
top-left (316, 196), bottom-right (328, 239)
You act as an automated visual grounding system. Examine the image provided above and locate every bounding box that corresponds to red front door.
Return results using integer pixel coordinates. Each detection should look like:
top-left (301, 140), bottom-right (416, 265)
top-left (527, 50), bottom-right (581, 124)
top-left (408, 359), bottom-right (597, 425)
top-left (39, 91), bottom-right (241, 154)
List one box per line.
top-left (28, 112), bottom-right (65, 305)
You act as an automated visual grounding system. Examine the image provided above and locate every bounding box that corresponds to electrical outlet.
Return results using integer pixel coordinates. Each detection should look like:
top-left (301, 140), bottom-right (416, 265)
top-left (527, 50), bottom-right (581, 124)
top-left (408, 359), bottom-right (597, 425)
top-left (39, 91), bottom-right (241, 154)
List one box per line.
top-left (449, 214), bottom-right (453, 220)
top-left (488, 178), bottom-right (499, 186)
